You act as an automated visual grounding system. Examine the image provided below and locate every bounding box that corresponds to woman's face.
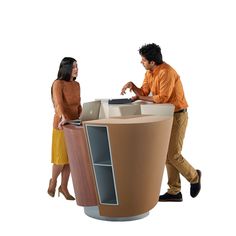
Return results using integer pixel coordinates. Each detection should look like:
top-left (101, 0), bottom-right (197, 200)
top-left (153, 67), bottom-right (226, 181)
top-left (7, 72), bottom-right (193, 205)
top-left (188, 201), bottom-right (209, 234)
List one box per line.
top-left (71, 61), bottom-right (78, 80)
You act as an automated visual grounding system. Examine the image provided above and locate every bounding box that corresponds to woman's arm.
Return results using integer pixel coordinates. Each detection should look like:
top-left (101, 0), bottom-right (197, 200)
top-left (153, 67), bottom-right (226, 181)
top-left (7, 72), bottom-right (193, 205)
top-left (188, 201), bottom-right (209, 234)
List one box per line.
top-left (52, 81), bottom-right (68, 129)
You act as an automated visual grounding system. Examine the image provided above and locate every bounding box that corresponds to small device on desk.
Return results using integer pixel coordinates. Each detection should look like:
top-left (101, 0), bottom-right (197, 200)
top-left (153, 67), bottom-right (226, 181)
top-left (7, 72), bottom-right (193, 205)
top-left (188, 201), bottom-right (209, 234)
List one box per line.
top-left (108, 98), bottom-right (133, 104)
top-left (65, 119), bottom-right (82, 126)
top-left (65, 100), bottom-right (101, 126)
top-left (80, 100), bottom-right (101, 121)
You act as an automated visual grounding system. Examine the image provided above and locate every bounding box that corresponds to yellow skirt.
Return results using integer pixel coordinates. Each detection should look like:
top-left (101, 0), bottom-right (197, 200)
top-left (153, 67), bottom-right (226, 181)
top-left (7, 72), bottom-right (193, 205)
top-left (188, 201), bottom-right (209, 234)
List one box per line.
top-left (51, 128), bottom-right (69, 165)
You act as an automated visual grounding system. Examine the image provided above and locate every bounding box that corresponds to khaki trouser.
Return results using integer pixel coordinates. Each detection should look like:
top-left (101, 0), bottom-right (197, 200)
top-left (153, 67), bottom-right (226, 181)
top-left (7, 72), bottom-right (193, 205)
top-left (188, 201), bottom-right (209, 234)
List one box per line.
top-left (166, 112), bottom-right (198, 194)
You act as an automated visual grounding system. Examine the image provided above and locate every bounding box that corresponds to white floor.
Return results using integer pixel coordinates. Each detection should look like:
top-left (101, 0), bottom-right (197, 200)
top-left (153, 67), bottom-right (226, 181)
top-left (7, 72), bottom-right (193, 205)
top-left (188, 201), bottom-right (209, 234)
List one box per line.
top-left (1, 1), bottom-right (236, 235)
top-left (1, 162), bottom-right (234, 236)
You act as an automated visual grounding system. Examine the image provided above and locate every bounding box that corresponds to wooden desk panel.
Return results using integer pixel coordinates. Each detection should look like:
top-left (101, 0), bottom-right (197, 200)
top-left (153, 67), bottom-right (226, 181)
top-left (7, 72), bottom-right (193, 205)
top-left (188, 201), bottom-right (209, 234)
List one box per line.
top-left (97, 118), bottom-right (173, 217)
top-left (63, 125), bottom-right (98, 206)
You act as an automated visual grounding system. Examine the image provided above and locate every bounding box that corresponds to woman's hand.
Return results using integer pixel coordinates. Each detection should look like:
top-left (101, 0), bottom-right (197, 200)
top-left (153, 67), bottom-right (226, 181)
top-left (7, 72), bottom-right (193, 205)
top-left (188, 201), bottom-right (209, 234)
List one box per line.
top-left (58, 115), bottom-right (67, 130)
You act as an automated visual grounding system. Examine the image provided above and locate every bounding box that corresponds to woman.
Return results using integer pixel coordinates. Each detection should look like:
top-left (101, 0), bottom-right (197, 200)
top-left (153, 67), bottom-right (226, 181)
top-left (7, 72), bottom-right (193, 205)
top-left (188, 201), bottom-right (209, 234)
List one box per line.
top-left (47, 57), bottom-right (82, 200)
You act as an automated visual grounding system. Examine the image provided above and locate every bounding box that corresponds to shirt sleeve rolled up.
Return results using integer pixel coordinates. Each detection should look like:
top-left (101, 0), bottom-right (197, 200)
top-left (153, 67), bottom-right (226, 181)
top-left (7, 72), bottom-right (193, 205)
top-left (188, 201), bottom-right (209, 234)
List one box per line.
top-left (152, 70), bottom-right (175, 103)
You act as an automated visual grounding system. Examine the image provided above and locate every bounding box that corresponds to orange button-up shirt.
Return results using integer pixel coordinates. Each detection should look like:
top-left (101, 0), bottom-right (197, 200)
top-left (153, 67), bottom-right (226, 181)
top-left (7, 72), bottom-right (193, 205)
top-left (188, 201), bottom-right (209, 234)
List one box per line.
top-left (140, 62), bottom-right (188, 111)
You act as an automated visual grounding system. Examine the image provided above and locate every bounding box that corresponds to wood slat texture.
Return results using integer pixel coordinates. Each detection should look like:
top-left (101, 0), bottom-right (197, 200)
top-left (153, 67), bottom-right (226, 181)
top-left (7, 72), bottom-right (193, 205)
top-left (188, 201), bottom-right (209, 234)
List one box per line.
top-left (63, 125), bottom-right (98, 206)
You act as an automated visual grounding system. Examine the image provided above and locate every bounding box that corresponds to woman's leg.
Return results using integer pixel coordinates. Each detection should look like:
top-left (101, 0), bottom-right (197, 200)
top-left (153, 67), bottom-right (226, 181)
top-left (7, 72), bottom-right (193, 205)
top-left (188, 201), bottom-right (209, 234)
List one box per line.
top-left (48, 164), bottom-right (63, 197)
top-left (59, 164), bottom-right (75, 200)
top-left (52, 164), bottom-right (64, 182)
top-left (61, 164), bottom-right (70, 190)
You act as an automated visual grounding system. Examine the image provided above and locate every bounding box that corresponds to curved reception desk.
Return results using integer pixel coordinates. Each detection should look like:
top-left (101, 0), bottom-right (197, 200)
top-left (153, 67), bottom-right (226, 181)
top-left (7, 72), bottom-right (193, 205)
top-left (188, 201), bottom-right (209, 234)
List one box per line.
top-left (64, 112), bottom-right (173, 221)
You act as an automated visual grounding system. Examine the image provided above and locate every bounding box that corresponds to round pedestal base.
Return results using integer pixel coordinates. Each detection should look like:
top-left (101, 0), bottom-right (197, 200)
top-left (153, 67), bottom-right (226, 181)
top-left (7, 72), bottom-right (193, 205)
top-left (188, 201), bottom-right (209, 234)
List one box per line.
top-left (84, 206), bottom-right (149, 221)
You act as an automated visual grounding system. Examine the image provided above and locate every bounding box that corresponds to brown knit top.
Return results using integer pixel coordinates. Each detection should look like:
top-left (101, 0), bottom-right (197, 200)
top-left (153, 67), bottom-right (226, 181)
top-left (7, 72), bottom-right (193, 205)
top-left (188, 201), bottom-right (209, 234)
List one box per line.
top-left (52, 80), bottom-right (82, 129)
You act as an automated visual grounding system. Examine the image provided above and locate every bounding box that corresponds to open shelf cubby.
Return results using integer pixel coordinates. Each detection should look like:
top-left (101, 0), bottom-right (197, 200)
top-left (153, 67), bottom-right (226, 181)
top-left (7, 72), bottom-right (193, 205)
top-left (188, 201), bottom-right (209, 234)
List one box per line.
top-left (86, 126), bottom-right (111, 165)
top-left (94, 165), bottom-right (117, 204)
top-left (86, 125), bottom-right (118, 205)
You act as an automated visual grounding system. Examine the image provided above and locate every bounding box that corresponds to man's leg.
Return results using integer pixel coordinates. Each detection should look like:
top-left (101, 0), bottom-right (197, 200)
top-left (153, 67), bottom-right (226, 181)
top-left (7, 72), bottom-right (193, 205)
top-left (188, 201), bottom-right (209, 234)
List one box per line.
top-left (159, 112), bottom-right (199, 201)
top-left (166, 160), bottom-right (181, 194)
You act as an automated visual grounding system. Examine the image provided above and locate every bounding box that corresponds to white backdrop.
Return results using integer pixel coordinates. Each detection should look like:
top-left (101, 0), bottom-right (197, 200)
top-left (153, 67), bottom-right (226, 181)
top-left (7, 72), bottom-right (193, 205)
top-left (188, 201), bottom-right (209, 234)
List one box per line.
top-left (0, 0), bottom-right (235, 235)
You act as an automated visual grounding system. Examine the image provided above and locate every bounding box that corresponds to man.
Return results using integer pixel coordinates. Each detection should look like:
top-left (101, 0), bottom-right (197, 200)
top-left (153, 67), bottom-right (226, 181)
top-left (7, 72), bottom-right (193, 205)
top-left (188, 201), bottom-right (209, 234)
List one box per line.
top-left (121, 43), bottom-right (201, 202)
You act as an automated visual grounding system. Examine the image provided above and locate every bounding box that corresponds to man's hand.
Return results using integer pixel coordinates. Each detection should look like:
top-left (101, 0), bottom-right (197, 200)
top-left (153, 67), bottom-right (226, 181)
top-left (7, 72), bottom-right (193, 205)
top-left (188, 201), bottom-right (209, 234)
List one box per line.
top-left (131, 95), bottom-right (139, 101)
top-left (121, 82), bottom-right (134, 95)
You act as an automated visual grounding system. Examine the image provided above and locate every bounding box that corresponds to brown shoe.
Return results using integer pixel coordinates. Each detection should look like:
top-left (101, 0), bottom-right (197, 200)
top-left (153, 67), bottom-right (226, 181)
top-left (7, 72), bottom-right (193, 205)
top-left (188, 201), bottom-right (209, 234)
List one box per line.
top-left (58, 186), bottom-right (75, 200)
top-left (47, 179), bottom-right (57, 197)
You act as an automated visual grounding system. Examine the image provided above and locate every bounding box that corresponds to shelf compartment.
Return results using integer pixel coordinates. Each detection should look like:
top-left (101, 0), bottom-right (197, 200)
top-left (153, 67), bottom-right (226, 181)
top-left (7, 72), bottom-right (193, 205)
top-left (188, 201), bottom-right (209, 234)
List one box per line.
top-left (94, 165), bottom-right (117, 205)
top-left (86, 126), bottom-right (111, 165)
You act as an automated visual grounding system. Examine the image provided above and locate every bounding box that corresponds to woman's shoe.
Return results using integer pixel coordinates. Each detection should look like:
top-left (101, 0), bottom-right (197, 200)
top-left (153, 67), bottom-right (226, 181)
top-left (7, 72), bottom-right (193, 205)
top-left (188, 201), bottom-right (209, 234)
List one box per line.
top-left (47, 179), bottom-right (57, 197)
top-left (58, 186), bottom-right (75, 200)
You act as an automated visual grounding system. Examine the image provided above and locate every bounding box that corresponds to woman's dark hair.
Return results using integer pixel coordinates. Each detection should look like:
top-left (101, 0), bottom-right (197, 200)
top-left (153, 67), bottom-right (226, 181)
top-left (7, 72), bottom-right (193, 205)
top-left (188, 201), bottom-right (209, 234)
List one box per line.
top-left (139, 43), bottom-right (163, 65)
top-left (57, 57), bottom-right (77, 81)
top-left (51, 57), bottom-right (77, 104)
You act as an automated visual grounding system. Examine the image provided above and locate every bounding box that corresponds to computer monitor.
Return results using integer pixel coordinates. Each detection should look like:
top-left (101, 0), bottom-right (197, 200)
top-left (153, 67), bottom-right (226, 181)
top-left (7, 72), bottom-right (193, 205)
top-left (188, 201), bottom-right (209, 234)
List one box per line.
top-left (64, 100), bottom-right (101, 126)
top-left (80, 100), bottom-right (101, 121)
top-left (119, 104), bottom-right (141, 116)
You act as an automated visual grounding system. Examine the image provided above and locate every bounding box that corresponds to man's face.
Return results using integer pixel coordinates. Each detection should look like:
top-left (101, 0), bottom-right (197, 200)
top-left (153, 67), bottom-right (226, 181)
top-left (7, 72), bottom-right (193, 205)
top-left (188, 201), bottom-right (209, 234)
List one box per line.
top-left (140, 56), bottom-right (155, 71)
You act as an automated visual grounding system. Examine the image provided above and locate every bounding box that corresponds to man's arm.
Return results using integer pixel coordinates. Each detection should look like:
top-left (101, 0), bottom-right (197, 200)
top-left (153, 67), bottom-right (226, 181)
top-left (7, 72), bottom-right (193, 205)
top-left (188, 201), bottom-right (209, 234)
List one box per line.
top-left (136, 95), bottom-right (154, 102)
top-left (121, 81), bottom-right (154, 102)
top-left (121, 81), bottom-right (144, 96)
